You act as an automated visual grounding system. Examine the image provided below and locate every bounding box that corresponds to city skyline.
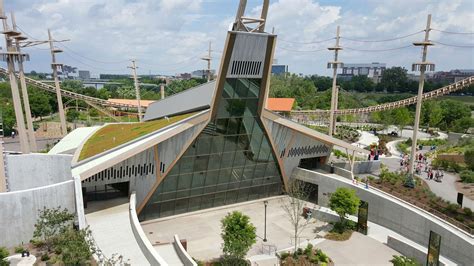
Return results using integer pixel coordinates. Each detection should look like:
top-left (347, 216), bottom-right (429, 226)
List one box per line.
top-left (4, 0), bottom-right (474, 76)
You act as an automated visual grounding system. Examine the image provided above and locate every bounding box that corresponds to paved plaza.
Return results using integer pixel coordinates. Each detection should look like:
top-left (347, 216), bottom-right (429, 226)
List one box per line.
top-left (141, 196), bottom-right (400, 264)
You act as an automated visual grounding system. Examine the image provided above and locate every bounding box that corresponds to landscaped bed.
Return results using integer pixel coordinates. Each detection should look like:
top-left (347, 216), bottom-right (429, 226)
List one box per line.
top-left (78, 112), bottom-right (196, 161)
top-left (366, 169), bottom-right (474, 233)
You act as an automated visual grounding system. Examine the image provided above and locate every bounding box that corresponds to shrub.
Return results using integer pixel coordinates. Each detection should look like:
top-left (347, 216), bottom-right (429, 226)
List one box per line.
top-left (14, 245), bottom-right (26, 253)
top-left (463, 207), bottom-right (473, 217)
top-left (390, 255), bottom-right (420, 266)
top-left (41, 253), bottom-right (50, 261)
top-left (0, 246), bottom-right (9, 260)
top-left (329, 188), bottom-right (360, 225)
top-left (296, 248), bottom-right (303, 256)
top-left (445, 203), bottom-right (459, 213)
top-left (460, 170), bottom-right (474, 183)
top-left (304, 243), bottom-right (313, 257)
top-left (278, 251), bottom-right (290, 260)
top-left (465, 149), bottom-right (474, 170)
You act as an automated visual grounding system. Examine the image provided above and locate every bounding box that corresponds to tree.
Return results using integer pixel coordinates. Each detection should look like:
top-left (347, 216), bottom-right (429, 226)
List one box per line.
top-left (452, 117), bottom-right (474, 133)
top-left (221, 211), bottom-right (256, 261)
top-left (29, 89), bottom-right (53, 118)
top-left (53, 228), bottom-right (94, 265)
top-left (379, 67), bottom-right (409, 93)
top-left (66, 109), bottom-right (80, 122)
top-left (439, 100), bottom-right (471, 129)
top-left (392, 108), bottom-right (412, 136)
top-left (329, 187), bottom-right (360, 225)
top-left (33, 207), bottom-right (75, 251)
top-left (281, 179), bottom-right (313, 251)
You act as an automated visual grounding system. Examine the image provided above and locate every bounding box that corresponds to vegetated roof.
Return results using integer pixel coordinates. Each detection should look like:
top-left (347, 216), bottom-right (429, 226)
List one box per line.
top-left (266, 98), bottom-right (295, 112)
top-left (107, 98), bottom-right (156, 108)
top-left (78, 112), bottom-right (196, 161)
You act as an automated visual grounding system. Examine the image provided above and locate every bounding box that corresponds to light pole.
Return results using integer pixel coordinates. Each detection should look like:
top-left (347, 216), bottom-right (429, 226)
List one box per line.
top-left (263, 200), bottom-right (268, 242)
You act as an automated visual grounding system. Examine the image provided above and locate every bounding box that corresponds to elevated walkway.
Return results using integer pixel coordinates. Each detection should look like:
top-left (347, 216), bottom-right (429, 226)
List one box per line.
top-left (85, 200), bottom-right (149, 265)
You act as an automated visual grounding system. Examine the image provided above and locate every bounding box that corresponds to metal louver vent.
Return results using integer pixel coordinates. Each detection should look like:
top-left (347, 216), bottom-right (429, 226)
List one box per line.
top-left (230, 60), bottom-right (262, 76)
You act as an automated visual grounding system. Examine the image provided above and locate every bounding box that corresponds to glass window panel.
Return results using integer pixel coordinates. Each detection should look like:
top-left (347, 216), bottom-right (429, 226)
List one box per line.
top-left (235, 79), bottom-right (250, 98)
top-left (240, 116), bottom-right (254, 135)
top-left (214, 192), bottom-right (226, 207)
top-left (194, 155), bottom-right (210, 173)
top-left (233, 151), bottom-right (247, 167)
top-left (218, 169), bottom-right (231, 184)
top-left (160, 201), bottom-right (175, 217)
top-left (223, 80), bottom-right (235, 98)
top-left (207, 154), bottom-right (222, 170)
top-left (216, 183), bottom-right (228, 192)
top-left (265, 163), bottom-right (279, 177)
top-left (224, 136), bottom-right (238, 151)
top-left (252, 178), bottom-right (263, 186)
top-left (226, 118), bottom-right (241, 135)
top-left (176, 189), bottom-right (190, 199)
top-left (215, 119), bottom-right (228, 134)
top-left (180, 157), bottom-right (194, 174)
top-left (247, 80), bottom-right (260, 98)
top-left (197, 137), bottom-right (211, 155)
top-left (211, 136), bottom-right (225, 154)
top-left (192, 172), bottom-right (206, 187)
top-left (254, 164), bottom-right (267, 178)
top-left (205, 170), bottom-right (219, 186)
top-left (163, 175), bottom-right (178, 192)
top-left (245, 99), bottom-right (259, 117)
top-left (200, 194), bottom-right (215, 209)
top-left (243, 164), bottom-right (256, 179)
top-left (168, 162), bottom-right (180, 176)
top-left (237, 188), bottom-right (250, 202)
top-left (225, 190), bottom-right (238, 205)
top-left (217, 99), bottom-right (231, 118)
top-left (249, 186), bottom-right (262, 200)
top-left (162, 191), bottom-right (176, 201)
top-left (174, 198), bottom-right (189, 215)
top-left (227, 99), bottom-right (246, 117)
top-left (184, 142), bottom-right (196, 157)
top-left (188, 196), bottom-right (202, 212)
top-left (190, 187), bottom-right (203, 196)
top-left (220, 152), bottom-right (235, 169)
top-left (227, 181), bottom-right (240, 190)
top-left (177, 173), bottom-right (192, 191)
top-left (237, 134), bottom-right (250, 151)
top-left (230, 167), bottom-right (243, 182)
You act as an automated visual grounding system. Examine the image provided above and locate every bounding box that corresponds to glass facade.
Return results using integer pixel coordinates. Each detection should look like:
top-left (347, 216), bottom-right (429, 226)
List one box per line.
top-left (140, 78), bottom-right (284, 220)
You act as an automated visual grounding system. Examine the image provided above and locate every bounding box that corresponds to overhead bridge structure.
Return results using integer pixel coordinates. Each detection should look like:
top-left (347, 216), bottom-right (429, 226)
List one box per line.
top-left (291, 76), bottom-right (474, 116)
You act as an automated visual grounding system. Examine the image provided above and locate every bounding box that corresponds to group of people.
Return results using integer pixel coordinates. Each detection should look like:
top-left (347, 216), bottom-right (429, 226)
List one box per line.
top-left (400, 152), bottom-right (443, 182)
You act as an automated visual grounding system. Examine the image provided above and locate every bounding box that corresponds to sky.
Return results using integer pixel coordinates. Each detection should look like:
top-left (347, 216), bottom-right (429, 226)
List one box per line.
top-left (4, 0), bottom-right (474, 77)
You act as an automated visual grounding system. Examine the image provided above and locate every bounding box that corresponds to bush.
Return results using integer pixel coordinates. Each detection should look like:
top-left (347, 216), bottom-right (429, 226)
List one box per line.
top-left (329, 188), bottom-right (360, 224)
top-left (460, 170), bottom-right (474, 183)
top-left (465, 149), bottom-right (474, 170)
top-left (0, 247), bottom-right (9, 260)
top-left (221, 211), bottom-right (256, 260)
top-left (463, 207), bottom-right (473, 217)
top-left (41, 253), bottom-right (50, 261)
top-left (390, 255), bottom-right (421, 266)
top-left (14, 245), bottom-right (26, 253)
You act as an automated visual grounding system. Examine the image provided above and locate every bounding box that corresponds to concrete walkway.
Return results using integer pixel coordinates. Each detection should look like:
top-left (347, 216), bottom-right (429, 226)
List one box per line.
top-left (86, 202), bottom-right (149, 265)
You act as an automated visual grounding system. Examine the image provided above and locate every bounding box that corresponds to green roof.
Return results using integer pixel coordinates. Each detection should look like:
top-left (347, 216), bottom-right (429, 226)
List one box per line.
top-left (78, 112), bottom-right (196, 161)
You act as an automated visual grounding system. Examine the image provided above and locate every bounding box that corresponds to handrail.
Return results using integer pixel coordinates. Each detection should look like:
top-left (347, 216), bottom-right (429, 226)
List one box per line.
top-left (291, 76), bottom-right (474, 115)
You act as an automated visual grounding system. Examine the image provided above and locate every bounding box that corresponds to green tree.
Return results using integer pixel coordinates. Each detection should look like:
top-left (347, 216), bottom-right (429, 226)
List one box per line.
top-left (221, 211), bottom-right (256, 261)
top-left (329, 187), bottom-right (360, 224)
top-left (66, 109), bottom-right (80, 122)
top-left (29, 89), bottom-right (53, 118)
top-left (378, 67), bottom-right (409, 93)
top-left (392, 108), bottom-right (412, 136)
top-left (33, 207), bottom-right (74, 251)
top-left (452, 117), bottom-right (474, 133)
top-left (439, 100), bottom-right (471, 129)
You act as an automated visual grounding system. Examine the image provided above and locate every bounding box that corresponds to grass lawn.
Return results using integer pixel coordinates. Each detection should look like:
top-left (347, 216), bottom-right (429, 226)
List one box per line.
top-left (78, 112), bottom-right (196, 161)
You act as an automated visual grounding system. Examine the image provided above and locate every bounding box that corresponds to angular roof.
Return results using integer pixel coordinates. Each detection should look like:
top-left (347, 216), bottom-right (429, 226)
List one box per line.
top-left (143, 81), bottom-right (216, 121)
top-left (267, 98), bottom-right (295, 112)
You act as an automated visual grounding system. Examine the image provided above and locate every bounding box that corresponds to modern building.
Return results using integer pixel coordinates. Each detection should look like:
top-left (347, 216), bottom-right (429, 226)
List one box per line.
top-left (271, 64), bottom-right (288, 75)
top-left (339, 62), bottom-right (386, 83)
top-left (70, 21), bottom-right (366, 222)
top-left (191, 69), bottom-right (216, 79)
top-left (78, 70), bottom-right (91, 80)
top-left (428, 69), bottom-right (474, 83)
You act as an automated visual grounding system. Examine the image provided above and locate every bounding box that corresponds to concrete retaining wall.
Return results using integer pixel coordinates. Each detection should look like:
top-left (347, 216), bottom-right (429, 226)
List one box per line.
top-left (293, 167), bottom-right (473, 265)
top-left (129, 192), bottom-right (168, 265)
top-left (173, 235), bottom-right (197, 266)
top-left (387, 236), bottom-right (446, 266)
top-left (334, 160), bottom-right (381, 174)
top-left (6, 154), bottom-right (73, 191)
top-left (0, 180), bottom-right (75, 247)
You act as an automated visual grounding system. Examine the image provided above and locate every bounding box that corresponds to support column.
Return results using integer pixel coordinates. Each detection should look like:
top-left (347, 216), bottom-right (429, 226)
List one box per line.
top-left (408, 14), bottom-right (435, 178)
top-left (328, 26), bottom-right (343, 137)
top-left (48, 29), bottom-right (68, 136)
top-left (129, 60), bottom-right (142, 122)
top-left (0, 140), bottom-right (6, 192)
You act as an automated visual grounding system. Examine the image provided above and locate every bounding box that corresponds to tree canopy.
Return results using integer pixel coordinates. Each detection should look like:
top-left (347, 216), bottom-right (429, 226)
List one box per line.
top-left (221, 211), bottom-right (256, 261)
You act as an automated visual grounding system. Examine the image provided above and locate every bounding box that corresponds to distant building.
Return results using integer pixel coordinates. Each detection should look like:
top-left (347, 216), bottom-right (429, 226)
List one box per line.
top-left (428, 69), bottom-right (474, 83)
top-left (271, 65), bottom-right (288, 75)
top-left (178, 73), bottom-right (192, 80)
top-left (191, 69), bottom-right (216, 79)
top-left (338, 62), bottom-right (386, 83)
top-left (78, 70), bottom-right (91, 80)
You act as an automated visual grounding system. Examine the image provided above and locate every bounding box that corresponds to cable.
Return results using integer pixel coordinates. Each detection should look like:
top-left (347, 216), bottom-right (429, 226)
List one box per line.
top-left (60, 51), bottom-right (124, 72)
top-left (341, 31), bottom-right (424, 43)
top-left (57, 43), bottom-right (130, 64)
top-left (432, 41), bottom-right (474, 48)
top-left (16, 25), bottom-right (41, 41)
top-left (278, 46), bottom-right (327, 53)
top-left (344, 45), bottom-right (414, 52)
top-left (278, 37), bottom-right (335, 45)
top-left (431, 28), bottom-right (474, 35)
